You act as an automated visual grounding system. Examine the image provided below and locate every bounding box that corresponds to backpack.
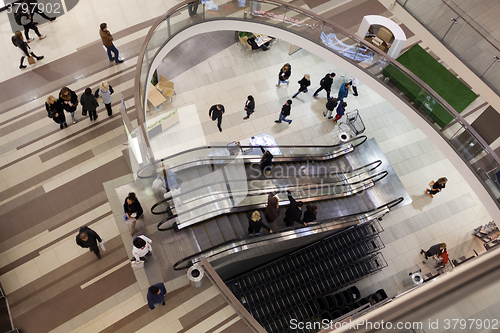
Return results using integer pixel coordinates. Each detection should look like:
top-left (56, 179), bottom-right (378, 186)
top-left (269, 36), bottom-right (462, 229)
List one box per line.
top-left (14, 11), bottom-right (23, 25)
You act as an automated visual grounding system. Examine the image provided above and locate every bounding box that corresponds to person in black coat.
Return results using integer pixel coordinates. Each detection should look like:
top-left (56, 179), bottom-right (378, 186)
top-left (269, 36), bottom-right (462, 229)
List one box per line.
top-left (259, 146), bottom-right (273, 176)
top-left (59, 86), bottom-right (79, 124)
top-left (80, 87), bottom-right (100, 121)
top-left (275, 100), bottom-right (292, 124)
top-left (209, 104), bottom-right (225, 132)
top-left (292, 74), bottom-right (311, 98)
top-left (303, 205), bottom-right (317, 223)
top-left (284, 190), bottom-right (307, 227)
top-left (46, 95), bottom-right (67, 129)
top-left (313, 73), bottom-right (336, 99)
top-left (323, 97), bottom-right (338, 119)
top-left (12, 31), bottom-right (43, 69)
top-left (25, 0), bottom-right (56, 22)
top-left (76, 226), bottom-right (102, 259)
top-left (247, 211), bottom-right (273, 234)
top-left (276, 63), bottom-right (291, 86)
top-left (243, 95), bottom-right (255, 120)
top-left (124, 192), bottom-right (144, 236)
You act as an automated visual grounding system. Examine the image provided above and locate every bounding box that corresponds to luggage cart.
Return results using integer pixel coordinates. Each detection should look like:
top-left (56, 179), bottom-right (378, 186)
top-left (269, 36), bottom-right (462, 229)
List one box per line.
top-left (339, 109), bottom-right (365, 136)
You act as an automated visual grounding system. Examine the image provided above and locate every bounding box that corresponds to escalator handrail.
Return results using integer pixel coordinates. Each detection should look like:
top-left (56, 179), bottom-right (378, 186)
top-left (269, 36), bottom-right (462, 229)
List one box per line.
top-left (137, 135), bottom-right (367, 179)
top-left (156, 170), bottom-right (388, 227)
top-left (151, 159), bottom-right (383, 215)
top-left (172, 197), bottom-right (403, 270)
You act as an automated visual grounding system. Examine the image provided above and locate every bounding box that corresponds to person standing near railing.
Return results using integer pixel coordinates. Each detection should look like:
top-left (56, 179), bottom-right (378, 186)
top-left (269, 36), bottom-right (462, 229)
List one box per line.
top-left (247, 211), bottom-right (273, 234)
top-left (284, 190), bottom-right (307, 227)
top-left (265, 192), bottom-right (280, 222)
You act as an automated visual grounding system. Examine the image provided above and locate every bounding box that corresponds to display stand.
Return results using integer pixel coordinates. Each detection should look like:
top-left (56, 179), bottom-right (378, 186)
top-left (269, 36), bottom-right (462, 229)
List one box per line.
top-left (473, 221), bottom-right (500, 251)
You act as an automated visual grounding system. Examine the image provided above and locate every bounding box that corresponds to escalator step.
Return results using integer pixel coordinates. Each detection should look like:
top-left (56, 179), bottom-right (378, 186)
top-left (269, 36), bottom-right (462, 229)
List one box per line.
top-left (203, 220), bottom-right (225, 247)
top-left (216, 216), bottom-right (236, 241)
top-left (191, 225), bottom-right (213, 251)
top-left (237, 213), bottom-right (249, 230)
top-left (227, 214), bottom-right (246, 237)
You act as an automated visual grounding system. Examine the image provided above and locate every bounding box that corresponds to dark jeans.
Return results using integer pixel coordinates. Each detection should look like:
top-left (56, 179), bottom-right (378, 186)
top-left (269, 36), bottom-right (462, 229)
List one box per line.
top-left (352, 86), bottom-right (358, 96)
top-left (213, 116), bottom-right (222, 129)
top-left (188, 2), bottom-right (198, 16)
top-left (429, 189), bottom-right (439, 195)
top-left (105, 103), bottom-right (112, 116)
top-left (246, 109), bottom-right (253, 117)
top-left (314, 87), bottom-right (330, 99)
top-left (24, 23), bottom-right (41, 39)
top-left (89, 110), bottom-right (97, 120)
top-left (424, 250), bottom-right (433, 260)
top-left (248, 225), bottom-right (262, 234)
top-left (105, 44), bottom-right (120, 62)
top-left (33, 7), bottom-right (53, 20)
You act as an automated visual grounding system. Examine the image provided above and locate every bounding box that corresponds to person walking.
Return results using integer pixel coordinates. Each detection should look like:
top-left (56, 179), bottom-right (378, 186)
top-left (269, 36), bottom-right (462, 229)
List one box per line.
top-left (80, 88), bottom-right (99, 121)
top-left (132, 235), bottom-right (153, 262)
top-left (303, 204), bottom-right (318, 223)
top-left (15, 10), bottom-right (46, 42)
top-left (147, 283), bottom-right (167, 310)
top-left (59, 86), bottom-right (78, 124)
top-left (259, 146), bottom-right (273, 176)
top-left (276, 63), bottom-right (291, 86)
top-left (275, 100), bottom-right (292, 124)
top-left (421, 243), bottom-right (447, 261)
top-left (350, 77), bottom-right (359, 96)
top-left (323, 97), bottom-right (338, 119)
top-left (99, 23), bottom-right (123, 64)
top-left (332, 101), bottom-right (347, 124)
top-left (292, 74), bottom-right (311, 98)
top-left (313, 73), bottom-right (335, 99)
top-left (209, 104), bottom-right (225, 132)
top-left (94, 81), bottom-right (114, 116)
top-left (46, 95), bottom-right (67, 129)
top-left (12, 31), bottom-right (43, 69)
top-left (25, 0), bottom-right (56, 22)
top-left (425, 177), bottom-right (448, 198)
top-left (76, 226), bottom-right (103, 259)
top-left (124, 192), bottom-right (144, 236)
top-left (247, 211), bottom-right (273, 234)
top-left (337, 81), bottom-right (350, 104)
top-left (265, 192), bottom-right (280, 223)
top-left (243, 95), bottom-right (255, 120)
top-left (284, 190), bottom-right (307, 227)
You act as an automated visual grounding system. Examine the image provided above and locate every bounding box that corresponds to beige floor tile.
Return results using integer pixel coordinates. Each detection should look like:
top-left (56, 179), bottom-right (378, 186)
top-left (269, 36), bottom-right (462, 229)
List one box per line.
top-left (15, 259), bottom-right (42, 287)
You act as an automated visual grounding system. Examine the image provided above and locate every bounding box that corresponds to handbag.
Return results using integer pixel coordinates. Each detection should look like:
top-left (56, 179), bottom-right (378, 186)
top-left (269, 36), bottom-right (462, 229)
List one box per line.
top-left (131, 259), bottom-right (144, 269)
top-left (28, 56), bottom-right (36, 65)
top-left (99, 239), bottom-right (106, 251)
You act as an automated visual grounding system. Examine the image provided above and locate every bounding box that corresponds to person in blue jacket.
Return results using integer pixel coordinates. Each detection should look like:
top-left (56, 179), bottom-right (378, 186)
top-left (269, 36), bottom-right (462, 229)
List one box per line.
top-left (147, 283), bottom-right (167, 310)
top-left (337, 82), bottom-right (350, 104)
top-left (333, 102), bottom-right (347, 124)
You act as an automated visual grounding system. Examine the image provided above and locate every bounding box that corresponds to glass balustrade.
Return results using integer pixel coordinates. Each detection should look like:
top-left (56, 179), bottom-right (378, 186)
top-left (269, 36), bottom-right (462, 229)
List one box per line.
top-left (134, 0), bottom-right (500, 210)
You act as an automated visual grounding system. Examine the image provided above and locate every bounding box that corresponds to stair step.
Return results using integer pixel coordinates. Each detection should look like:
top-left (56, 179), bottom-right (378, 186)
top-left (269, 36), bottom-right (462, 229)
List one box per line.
top-left (216, 216), bottom-right (237, 241)
top-left (228, 214), bottom-right (246, 237)
top-left (191, 225), bottom-right (212, 251)
top-left (203, 220), bottom-right (225, 247)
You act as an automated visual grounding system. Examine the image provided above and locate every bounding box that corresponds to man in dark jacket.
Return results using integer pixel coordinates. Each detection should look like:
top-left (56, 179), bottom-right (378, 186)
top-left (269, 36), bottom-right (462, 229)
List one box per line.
top-left (76, 226), bottom-right (102, 259)
top-left (147, 283), bottom-right (167, 310)
top-left (421, 243), bottom-right (447, 261)
top-left (275, 100), bottom-right (292, 124)
top-left (80, 88), bottom-right (99, 121)
top-left (259, 146), bottom-right (273, 176)
top-left (209, 104), bottom-right (225, 132)
top-left (313, 73), bottom-right (335, 99)
top-left (323, 97), bottom-right (338, 119)
top-left (284, 190), bottom-right (306, 227)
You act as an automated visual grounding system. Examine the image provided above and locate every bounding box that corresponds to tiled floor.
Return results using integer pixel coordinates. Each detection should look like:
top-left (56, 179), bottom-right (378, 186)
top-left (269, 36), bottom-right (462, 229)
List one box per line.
top-left (0, 0), bottom-right (499, 332)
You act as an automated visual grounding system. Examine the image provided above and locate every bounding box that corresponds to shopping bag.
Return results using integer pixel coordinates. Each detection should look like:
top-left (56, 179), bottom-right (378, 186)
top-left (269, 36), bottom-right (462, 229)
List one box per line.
top-left (28, 56), bottom-right (36, 65)
top-left (99, 239), bottom-right (106, 251)
top-left (131, 259), bottom-right (144, 269)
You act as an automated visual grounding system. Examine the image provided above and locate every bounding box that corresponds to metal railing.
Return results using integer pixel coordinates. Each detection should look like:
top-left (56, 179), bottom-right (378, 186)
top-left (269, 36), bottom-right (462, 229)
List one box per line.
top-left (398, 0), bottom-right (500, 96)
top-left (133, 0), bottom-right (500, 211)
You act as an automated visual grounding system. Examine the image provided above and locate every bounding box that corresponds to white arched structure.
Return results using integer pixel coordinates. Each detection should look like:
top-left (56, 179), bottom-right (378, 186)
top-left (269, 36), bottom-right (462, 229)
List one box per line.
top-left (143, 19), bottom-right (500, 222)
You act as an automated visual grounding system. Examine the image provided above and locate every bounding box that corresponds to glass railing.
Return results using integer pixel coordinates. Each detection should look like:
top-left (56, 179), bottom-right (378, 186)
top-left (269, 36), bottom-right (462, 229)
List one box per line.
top-left (134, 0), bottom-right (500, 210)
top-left (397, 0), bottom-right (500, 96)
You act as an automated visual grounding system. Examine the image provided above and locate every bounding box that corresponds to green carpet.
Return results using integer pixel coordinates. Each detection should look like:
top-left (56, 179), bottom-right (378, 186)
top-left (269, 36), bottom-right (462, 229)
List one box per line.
top-left (382, 44), bottom-right (477, 127)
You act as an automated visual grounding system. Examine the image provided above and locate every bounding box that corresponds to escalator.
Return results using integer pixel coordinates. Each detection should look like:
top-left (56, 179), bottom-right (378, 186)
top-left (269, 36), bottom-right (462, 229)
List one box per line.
top-left (173, 197), bottom-right (403, 274)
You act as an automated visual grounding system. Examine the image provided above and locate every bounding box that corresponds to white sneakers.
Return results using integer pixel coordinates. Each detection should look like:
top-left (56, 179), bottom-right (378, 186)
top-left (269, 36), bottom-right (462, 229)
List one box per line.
top-left (39, 34), bottom-right (47, 40)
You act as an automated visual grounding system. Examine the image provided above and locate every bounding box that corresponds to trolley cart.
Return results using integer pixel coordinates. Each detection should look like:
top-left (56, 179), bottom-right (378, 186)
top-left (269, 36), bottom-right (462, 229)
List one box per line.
top-left (339, 109), bottom-right (365, 136)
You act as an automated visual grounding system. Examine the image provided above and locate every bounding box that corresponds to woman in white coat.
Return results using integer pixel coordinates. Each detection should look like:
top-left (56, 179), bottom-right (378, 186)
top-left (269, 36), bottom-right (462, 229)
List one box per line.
top-left (94, 81), bottom-right (114, 116)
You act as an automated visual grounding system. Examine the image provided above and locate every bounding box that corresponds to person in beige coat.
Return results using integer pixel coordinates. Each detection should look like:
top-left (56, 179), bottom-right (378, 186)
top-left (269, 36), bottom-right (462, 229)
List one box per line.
top-left (99, 23), bottom-right (123, 64)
